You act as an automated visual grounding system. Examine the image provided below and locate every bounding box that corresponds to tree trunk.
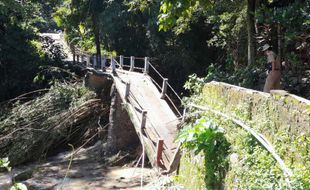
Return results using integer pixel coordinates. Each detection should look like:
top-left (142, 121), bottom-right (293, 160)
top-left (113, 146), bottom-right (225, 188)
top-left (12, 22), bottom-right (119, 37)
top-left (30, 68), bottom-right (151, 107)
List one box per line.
top-left (92, 15), bottom-right (101, 66)
top-left (277, 23), bottom-right (282, 62)
top-left (247, 0), bottom-right (256, 65)
top-left (72, 45), bottom-right (76, 63)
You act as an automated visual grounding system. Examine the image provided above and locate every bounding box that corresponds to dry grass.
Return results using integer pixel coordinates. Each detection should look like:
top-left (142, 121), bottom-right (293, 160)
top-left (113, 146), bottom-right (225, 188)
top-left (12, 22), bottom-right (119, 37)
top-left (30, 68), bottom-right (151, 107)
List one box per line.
top-left (0, 82), bottom-right (109, 166)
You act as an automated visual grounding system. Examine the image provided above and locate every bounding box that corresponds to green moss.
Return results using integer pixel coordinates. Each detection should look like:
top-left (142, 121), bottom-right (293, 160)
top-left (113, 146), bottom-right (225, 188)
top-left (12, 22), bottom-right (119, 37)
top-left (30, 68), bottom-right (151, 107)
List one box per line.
top-left (178, 82), bottom-right (310, 189)
top-left (177, 152), bottom-right (206, 189)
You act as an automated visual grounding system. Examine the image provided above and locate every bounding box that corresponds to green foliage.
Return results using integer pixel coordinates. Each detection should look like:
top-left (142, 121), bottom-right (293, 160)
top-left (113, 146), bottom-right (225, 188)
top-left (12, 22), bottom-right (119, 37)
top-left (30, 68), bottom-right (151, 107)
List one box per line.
top-left (255, 0), bottom-right (310, 67)
top-left (9, 183), bottom-right (28, 190)
top-left (99, 0), bottom-right (149, 55)
top-left (178, 117), bottom-right (230, 189)
top-left (53, 0), bottom-right (105, 54)
top-left (53, 0), bottom-right (93, 52)
top-left (183, 74), bottom-right (205, 95)
top-left (0, 157), bottom-right (11, 171)
top-left (184, 63), bottom-right (262, 95)
top-left (0, 0), bottom-right (66, 101)
top-left (158, 0), bottom-right (212, 32)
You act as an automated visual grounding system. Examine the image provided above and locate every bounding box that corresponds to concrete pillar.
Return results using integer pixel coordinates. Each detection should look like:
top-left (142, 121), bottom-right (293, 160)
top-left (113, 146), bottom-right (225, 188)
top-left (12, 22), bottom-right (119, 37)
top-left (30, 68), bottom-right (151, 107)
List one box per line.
top-left (101, 57), bottom-right (106, 70)
top-left (93, 56), bottom-right (97, 68)
top-left (86, 56), bottom-right (90, 67)
top-left (144, 57), bottom-right (149, 74)
top-left (130, 56), bottom-right (135, 72)
top-left (120, 55), bottom-right (124, 69)
top-left (160, 78), bottom-right (168, 99)
top-left (182, 107), bottom-right (187, 123)
top-left (111, 56), bottom-right (116, 73)
top-left (125, 82), bottom-right (130, 101)
top-left (141, 110), bottom-right (147, 129)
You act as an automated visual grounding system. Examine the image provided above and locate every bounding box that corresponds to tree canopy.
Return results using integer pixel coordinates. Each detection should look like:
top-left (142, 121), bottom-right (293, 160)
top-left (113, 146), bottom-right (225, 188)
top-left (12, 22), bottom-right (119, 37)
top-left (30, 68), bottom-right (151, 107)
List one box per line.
top-left (1, 0), bottom-right (309, 99)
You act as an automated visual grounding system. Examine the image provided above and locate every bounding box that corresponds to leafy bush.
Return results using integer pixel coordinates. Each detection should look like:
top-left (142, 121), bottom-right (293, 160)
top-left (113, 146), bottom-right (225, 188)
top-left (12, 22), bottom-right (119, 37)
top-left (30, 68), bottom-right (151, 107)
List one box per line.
top-left (178, 118), bottom-right (230, 189)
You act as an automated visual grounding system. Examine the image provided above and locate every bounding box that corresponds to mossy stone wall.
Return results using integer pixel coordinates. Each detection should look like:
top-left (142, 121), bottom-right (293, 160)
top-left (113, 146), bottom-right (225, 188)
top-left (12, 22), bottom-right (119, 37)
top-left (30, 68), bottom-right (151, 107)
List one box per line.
top-left (201, 81), bottom-right (309, 133)
top-left (178, 81), bottom-right (309, 189)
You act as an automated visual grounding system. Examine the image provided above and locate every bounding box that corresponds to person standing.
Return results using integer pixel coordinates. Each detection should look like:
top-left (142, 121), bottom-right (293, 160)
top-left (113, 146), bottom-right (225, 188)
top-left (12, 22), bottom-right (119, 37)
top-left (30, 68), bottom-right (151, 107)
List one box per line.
top-left (262, 44), bottom-right (281, 92)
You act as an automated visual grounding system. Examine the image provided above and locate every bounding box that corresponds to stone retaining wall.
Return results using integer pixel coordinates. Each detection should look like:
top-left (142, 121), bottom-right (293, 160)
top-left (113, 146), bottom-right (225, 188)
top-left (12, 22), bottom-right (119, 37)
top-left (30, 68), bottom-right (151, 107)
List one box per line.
top-left (178, 81), bottom-right (309, 189)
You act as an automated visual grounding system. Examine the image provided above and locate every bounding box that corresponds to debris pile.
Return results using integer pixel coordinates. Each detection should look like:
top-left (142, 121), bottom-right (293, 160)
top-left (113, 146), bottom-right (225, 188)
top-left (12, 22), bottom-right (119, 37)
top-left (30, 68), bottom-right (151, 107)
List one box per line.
top-left (0, 82), bottom-right (108, 166)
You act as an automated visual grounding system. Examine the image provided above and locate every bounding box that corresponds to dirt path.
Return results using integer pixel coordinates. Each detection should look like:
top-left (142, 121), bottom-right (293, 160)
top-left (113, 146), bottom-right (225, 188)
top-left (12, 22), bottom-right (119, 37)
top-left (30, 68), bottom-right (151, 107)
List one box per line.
top-left (0, 142), bottom-right (158, 190)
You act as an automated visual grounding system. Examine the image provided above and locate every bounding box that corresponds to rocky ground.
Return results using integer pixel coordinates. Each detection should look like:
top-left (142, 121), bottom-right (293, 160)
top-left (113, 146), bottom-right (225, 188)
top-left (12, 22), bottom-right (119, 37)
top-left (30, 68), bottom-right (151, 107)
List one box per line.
top-left (0, 141), bottom-right (159, 190)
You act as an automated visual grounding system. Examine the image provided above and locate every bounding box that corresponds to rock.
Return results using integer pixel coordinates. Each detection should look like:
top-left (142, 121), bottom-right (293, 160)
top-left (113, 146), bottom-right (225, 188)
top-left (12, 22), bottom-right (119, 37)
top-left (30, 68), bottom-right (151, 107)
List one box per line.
top-left (0, 173), bottom-right (12, 189)
top-left (13, 168), bottom-right (34, 182)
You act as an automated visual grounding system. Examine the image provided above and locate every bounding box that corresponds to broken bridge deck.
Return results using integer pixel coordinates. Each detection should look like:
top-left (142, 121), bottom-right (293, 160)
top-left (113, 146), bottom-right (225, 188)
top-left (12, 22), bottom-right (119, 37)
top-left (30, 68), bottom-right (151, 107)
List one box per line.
top-left (87, 65), bottom-right (181, 173)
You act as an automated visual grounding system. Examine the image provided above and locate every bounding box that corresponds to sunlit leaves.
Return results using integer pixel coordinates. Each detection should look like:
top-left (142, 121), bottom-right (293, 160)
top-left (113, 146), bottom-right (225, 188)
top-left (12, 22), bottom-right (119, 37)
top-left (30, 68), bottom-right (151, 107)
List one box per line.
top-left (0, 157), bottom-right (11, 171)
top-left (52, 0), bottom-right (72, 28)
top-left (9, 183), bottom-right (28, 190)
top-left (158, 0), bottom-right (210, 33)
top-left (177, 117), bottom-right (226, 155)
top-left (178, 117), bottom-right (229, 188)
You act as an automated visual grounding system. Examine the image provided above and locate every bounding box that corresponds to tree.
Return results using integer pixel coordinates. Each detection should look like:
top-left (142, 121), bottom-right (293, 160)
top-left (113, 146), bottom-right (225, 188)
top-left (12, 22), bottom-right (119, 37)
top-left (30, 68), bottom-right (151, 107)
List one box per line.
top-left (90, 0), bottom-right (104, 64)
top-left (54, 0), bottom-right (105, 63)
top-left (247, 0), bottom-right (256, 65)
top-left (0, 0), bottom-right (60, 101)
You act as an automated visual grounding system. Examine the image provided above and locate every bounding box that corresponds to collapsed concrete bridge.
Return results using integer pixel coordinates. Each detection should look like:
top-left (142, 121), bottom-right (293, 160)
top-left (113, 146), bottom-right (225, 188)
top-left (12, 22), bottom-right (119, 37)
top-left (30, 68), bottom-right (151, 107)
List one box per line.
top-left (81, 55), bottom-right (183, 173)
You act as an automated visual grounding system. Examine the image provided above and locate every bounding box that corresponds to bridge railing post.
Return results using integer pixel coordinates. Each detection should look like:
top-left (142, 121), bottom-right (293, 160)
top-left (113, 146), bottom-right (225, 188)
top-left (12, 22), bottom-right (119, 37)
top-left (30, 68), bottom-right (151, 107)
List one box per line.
top-left (86, 56), bottom-right (90, 67)
top-left (83, 55), bottom-right (87, 65)
top-left (111, 55), bottom-right (116, 73)
top-left (120, 55), bottom-right (124, 69)
top-left (93, 56), bottom-right (97, 68)
top-left (73, 53), bottom-right (76, 63)
top-left (182, 107), bottom-right (187, 123)
top-left (144, 57), bottom-right (149, 74)
top-left (156, 139), bottom-right (164, 167)
top-left (80, 55), bottom-right (83, 64)
top-left (141, 110), bottom-right (147, 129)
top-left (125, 82), bottom-right (130, 101)
top-left (130, 56), bottom-right (135, 72)
top-left (101, 57), bottom-right (106, 70)
top-left (160, 78), bottom-right (168, 99)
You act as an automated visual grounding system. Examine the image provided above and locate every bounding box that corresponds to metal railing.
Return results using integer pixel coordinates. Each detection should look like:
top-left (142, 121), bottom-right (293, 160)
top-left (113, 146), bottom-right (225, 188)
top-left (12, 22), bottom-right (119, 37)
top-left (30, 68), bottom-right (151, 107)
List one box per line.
top-left (148, 61), bottom-right (182, 117)
top-left (74, 54), bottom-right (183, 118)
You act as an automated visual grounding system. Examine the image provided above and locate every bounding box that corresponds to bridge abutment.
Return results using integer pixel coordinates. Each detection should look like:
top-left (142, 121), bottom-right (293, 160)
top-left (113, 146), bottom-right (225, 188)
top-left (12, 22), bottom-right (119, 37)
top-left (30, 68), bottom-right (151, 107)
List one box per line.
top-left (106, 84), bottom-right (140, 155)
top-left (84, 71), bottom-right (141, 157)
